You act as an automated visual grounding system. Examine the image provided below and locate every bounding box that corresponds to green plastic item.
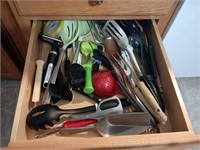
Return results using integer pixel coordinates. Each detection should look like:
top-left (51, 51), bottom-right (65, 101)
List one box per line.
top-left (80, 41), bottom-right (98, 94)
top-left (82, 63), bottom-right (94, 94)
top-left (80, 41), bottom-right (98, 58)
top-left (72, 21), bottom-right (91, 64)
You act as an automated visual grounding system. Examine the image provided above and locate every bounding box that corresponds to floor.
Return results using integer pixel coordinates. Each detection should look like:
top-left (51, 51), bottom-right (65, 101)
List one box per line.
top-left (0, 77), bottom-right (200, 149)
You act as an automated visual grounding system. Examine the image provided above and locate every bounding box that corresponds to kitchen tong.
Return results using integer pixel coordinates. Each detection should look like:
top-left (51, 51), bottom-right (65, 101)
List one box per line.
top-left (112, 53), bottom-right (167, 124)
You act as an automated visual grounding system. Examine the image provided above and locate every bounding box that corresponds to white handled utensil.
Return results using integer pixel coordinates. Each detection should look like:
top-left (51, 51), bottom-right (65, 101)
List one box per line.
top-left (32, 60), bottom-right (45, 103)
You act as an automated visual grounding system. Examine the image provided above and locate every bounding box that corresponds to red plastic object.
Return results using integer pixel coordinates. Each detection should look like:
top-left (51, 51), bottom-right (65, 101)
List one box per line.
top-left (92, 70), bottom-right (122, 98)
top-left (63, 119), bottom-right (97, 128)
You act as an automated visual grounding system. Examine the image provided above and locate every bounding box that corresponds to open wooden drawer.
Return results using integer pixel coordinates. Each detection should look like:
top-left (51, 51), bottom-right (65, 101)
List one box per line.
top-left (8, 19), bottom-right (200, 149)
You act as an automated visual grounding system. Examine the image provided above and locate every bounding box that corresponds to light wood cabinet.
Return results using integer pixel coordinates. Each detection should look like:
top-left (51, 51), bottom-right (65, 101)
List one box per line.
top-left (1, 1), bottom-right (31, 79)
top-left (1, 44), bottom-right (21, 80)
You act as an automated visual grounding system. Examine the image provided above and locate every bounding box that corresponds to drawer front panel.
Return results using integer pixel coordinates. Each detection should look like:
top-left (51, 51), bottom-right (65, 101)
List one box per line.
top-left (14, 0), bottom-right (176, 19)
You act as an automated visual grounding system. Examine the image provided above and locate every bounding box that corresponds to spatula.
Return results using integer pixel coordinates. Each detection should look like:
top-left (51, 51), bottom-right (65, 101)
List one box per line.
top-left (102, 20), bottom-right (142, 77)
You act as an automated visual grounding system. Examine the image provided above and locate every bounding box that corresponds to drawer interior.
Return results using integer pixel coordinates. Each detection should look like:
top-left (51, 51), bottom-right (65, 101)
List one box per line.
top-left (10, 20), bottom-right (195, 147)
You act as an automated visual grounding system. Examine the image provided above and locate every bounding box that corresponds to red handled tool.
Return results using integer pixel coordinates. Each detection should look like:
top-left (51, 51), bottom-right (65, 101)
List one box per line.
top-left (35, 119), bottom-right (97, 138)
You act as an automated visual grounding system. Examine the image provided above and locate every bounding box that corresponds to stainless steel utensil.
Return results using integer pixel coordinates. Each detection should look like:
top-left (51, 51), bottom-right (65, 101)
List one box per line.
top-left (102, 20), bottom-right (142, 77)
top-left (35, 119), bottom-right (97, 138)
top-left (26, 96), bottom-right (123, 131)
top-left (70, 96), bottom-right (123, 121)
top-left (97, 112), bottom-right (153, 137)
top-left (59, 112), bottom-right (154, 137)
top-left (116, 53), bottom-right (167, 124)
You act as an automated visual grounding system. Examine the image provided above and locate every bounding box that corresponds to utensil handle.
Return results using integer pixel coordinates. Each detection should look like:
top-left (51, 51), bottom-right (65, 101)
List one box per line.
top-left (51, 50), bottom-right (65, 84)
top-left (72, 41), bottom-right (81, 64)
top-left (43, 47), bottom-right (59, 88)
top-left (63, 119), bottom-right (97, 128)
top-left (42, 50), bottom-right (65, 104)
top-left (134, 87), bottom-right (156, 120)
top-left (32, 60), bottom-right (45, 103)
top-left (126, 45), bottom-right (142, 77)
top-left (83, 63), bottom-right (94, 94)
top-left (137, 81), bottom-right (167, 124)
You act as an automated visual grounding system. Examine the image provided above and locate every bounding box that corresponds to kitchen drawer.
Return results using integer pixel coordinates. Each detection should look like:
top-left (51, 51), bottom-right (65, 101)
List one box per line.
top-left (13, 0), bottom-right (177, 20)
top-left (9, 20), bottom-right (200, 149)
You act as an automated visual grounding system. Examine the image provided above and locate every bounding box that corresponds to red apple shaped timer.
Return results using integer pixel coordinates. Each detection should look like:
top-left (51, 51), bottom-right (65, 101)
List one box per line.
top-left (92, 70), bottom-right (121, 98)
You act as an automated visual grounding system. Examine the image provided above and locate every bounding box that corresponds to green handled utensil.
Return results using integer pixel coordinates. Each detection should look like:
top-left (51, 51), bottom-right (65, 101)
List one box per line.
top-left (82, 62), bottom-right (93, 94)
top-left (80, 41), bottom-right (98, 94)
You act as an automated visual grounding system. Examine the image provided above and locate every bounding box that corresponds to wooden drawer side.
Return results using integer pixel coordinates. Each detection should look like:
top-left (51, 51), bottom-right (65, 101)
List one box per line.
top-left (10, 22), bottom-right (42, 142)
top-left (147, 20), bottom-right (194, 132)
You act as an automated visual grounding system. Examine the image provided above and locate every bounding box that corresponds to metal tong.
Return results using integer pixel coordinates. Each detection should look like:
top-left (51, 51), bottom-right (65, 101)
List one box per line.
top-left (70, 96), bottom-right (123, 121)
top-left (112, 52), bottom-right (167, 124)
top-left (34, 96), bottom-right (123, 138)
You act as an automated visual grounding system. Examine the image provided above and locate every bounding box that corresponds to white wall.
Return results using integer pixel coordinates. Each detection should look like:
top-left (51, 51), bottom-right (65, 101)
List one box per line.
top-left (163, 0), bottom-right (200, 77)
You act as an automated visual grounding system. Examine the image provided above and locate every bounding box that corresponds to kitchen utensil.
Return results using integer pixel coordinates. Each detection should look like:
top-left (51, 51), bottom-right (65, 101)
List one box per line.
top-left (35, 119), bottom-right (97, 138)
top-left (42, 21), bottom-right (79, 104)
top-left (103, 37), bottom-right (121, 58)
top-left (59, 112), bottom-right (154, 137)
top-left (117, 53), bottom-right (167, 124)
top-left (65, 63), bottom-right (85, 88)
top-left (72, 21), bottom-right (91, 64)
top-left (26, 104), bottom-right (95, 131)
top-left (32, 60), bottom-right (45, 103)
top-left (101, 21), bottom-right (167, 123)
top-left (38, 33), bottom-right (63, 89)
top-left (118, 21), bottom-right (165, 111)
top-left (40, 21), bottom-right (64, 89)
top-left (49, 69), bottom-right (73, 104)
top-left (43, 20), bottom-right (64, 37)
top-left (97, 112), bottom-right (153, 137)
top-left (87, 21), bottom-right (104, 43)
top-left (31, 36), bottom-right (45, 104)
top-left (69, 96), bottom-right (123, 121)
top-left (102, 20), bottom-right (142, 77)
top-left (26, 96), bottom-right (123, 131)
top-left (112, 54), bottom-right (155, 120)
top-left (104, 37), bottom-right (136, 95)
top-left (92, 49), bottom-right (145, 112)
top-left (101, 38), bottom-right (145, 112)
top-left (32, 22), bottom-right (63, 104)
top-left (80, 41), bottom-right (98, 94)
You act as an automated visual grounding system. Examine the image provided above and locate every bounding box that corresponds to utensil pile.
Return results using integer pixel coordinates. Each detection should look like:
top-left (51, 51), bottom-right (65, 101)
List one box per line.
top-left (27, 20), bottom-right (167, 138)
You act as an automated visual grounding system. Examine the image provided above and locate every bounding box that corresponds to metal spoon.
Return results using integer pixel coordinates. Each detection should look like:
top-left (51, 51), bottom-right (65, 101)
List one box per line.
top-left (103, 37), bottom-right (121, 58)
